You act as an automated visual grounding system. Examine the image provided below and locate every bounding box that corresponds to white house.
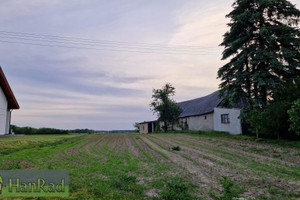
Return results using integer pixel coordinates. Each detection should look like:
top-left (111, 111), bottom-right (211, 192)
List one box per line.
top-left (139, 91), bottom-right (242, 135)
top-left (0, 67), bottom-right (19, 135)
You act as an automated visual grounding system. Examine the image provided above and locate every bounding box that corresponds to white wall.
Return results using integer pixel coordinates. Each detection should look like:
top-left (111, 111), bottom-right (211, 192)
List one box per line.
top-left (139, 123), bottom-right (148, 134)
top-left (6, 110), bottom-right (11, 134)
top-left (213, 108), bottom-right (242, 135)
top-left (176, 113), bottom-right (214, 131)
top-left (0, 86), bottom-right (8, 135)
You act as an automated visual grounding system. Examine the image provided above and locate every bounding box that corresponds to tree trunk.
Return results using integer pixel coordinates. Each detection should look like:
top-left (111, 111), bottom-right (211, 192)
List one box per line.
top-left (164, 121), bottom-right (167, 133)
top-left (245, 61), bottom-right (253, 110)
top-left (256, 128), bottom-right (259, 139)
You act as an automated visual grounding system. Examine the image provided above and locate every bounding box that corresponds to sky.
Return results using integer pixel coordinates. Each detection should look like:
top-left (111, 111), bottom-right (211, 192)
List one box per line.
top-left (1, 0), bottom-right (299, 130)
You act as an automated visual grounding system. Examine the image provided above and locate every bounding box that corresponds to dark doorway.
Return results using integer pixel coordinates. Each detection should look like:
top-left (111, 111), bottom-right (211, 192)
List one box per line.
top-left (148, 122), bottom-right (153, 133)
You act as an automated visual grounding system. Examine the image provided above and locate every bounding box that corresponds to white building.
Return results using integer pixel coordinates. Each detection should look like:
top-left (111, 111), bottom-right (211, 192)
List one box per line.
top-left (0, 67), bottom-right (19, 135)
top-left (139, 91), bottom-right (242, 135)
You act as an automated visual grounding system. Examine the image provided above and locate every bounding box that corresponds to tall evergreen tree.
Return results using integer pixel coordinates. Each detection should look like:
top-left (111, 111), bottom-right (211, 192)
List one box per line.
top-left (218, 0), bottom-right (300, 109)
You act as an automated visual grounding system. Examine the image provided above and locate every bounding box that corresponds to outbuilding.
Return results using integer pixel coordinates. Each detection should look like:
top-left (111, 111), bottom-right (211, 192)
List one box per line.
top-left (139, 91), bottom-right (243, 135)
top-left (0, 67), bottom-right (19, 135)
top-left (139, 120), bottom-right (157, 134)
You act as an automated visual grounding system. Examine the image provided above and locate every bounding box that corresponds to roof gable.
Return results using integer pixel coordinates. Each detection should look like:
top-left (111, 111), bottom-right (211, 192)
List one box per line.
top-left (0, 67), bottom-right (19, 109)
top-left (178, 91), bottom-right (223, 118)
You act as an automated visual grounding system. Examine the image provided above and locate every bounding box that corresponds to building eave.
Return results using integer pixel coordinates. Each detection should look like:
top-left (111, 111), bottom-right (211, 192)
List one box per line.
top-left (0, 67), bottom-right (19, 110)
top-left (178, 111), bottom-right (214, 119)
top-left (139, 120), bottom-right (157, 125)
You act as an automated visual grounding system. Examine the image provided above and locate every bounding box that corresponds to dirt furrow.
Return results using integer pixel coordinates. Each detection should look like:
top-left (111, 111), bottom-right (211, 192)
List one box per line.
top-left (125, 135), bottom-right (144, 157)
top-left (140, 136), bottom-right (217, 192)
top-left (108, 135), bottom-right (118, 149)
top-left (96, 135), bottom-right (110, 148)
top-left (59, 137), bottom-right (95, 165)
top-left (115, 135), bottom-right (126, 152)
top-left (81, 136), bottom-right (104, 151)
top-left (135, 136), bottom-right (165, 160)
top-left (63, 136), bottom-right (91, 156)
top-left (81, 136), bottom-right (107, 157)
top-left (150, 134), bottom-right (300, 197)
top-left (169, 134), bottom-right (298, 167)
top-left (147, 135), bottom-right (246, 182)
top-left (160, 134), bottom-right (297, 177)
top-left (150, 135), bottom-right (234, 167)
top-left (172, 134), bottom-right (300, 166)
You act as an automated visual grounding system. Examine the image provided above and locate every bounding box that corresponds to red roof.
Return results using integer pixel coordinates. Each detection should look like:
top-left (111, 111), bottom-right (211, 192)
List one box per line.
top-left (0, 67), bottom-right (19, 109)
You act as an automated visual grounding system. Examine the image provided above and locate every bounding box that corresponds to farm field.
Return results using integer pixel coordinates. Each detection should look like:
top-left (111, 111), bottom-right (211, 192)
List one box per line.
top-left (0, 133), bottom-right (299, 199)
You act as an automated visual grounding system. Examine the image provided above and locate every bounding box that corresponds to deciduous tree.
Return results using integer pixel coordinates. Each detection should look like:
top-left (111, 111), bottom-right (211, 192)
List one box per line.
top-left (150, 83), bottom-right (182, 132)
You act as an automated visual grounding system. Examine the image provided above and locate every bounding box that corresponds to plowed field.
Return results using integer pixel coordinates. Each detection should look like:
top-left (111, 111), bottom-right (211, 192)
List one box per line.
top-left (0, 133), bottom-right (299, 199)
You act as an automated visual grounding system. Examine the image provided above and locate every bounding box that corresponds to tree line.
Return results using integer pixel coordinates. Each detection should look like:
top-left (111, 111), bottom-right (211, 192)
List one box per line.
top-left (10, 125), bottom-right (136, 135)
top-left (11, 125), bottom-right (70, 135)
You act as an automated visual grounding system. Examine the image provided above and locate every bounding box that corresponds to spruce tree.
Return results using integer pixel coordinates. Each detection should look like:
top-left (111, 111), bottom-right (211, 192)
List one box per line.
top-left (218, 0), bottom-right (300, 109)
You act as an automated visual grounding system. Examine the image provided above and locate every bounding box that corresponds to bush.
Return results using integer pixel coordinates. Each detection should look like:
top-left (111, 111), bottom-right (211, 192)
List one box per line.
top-left (288, 99), bottom-right (300, 135)
top-left (246, 78), bottom-right (300, 139)
top-left (171, 146), bottom-right (181, 151)
top-left (247, 101), bottom-right (291, 139)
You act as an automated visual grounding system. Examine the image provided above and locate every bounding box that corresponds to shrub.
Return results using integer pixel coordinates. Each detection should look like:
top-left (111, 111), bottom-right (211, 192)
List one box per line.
top-left (246, 78), bottom-right (300, 139)
top-left (288, 99), bottom-right (300, 135)
top-left (171, 146), bottom-right (181, 151)
top-left (247, 101), bottom-right (291, 139)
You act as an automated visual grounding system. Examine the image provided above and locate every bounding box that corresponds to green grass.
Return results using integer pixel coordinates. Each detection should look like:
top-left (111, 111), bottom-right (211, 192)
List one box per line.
top-left (248, 146), bottom-right (268, 153)
top-left (158, 176), bottom-right (194, 200)
top-left (0, 133), bottom-right (299, 199)
top-left (210, 176), bottom-right (245, 200)
top-left (0, 134), bottom-right (81, 154)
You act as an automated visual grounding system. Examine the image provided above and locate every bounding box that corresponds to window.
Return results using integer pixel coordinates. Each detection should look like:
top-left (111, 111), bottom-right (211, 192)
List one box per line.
top-left (221, 114), bottom-right (230, 124)
top-left (204, 115), bottom-right (207, 120)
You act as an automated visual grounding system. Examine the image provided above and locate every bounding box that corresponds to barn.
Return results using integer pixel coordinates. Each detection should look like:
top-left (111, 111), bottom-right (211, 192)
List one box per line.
top-left (139, 91), bottom-right (242, 135)
top-left (0, 67), bottom-right (19, 135)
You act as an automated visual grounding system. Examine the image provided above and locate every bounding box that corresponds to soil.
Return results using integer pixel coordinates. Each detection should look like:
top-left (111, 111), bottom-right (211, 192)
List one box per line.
top-left (148, 134), bottom-right (300, 197)
top-left (124, 135), bottom-right (144, 157)
top-left (140, 135), bottom-right (220, 192)
top-left (135, 137), bottom-right (165, 160)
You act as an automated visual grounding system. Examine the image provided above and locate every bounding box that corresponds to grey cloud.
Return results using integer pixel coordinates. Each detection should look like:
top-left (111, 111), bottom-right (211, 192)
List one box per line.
top-left (4, 55), bottom-right (151, 98)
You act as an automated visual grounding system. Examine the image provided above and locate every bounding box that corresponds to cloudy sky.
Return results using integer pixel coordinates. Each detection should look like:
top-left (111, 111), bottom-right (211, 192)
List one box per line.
top-left (1, 0), bottom-right (299, 130)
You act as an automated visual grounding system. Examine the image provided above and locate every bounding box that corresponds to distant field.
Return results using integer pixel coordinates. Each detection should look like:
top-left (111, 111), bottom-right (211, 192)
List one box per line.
top-left (0, 133), bottom-right (299, 199)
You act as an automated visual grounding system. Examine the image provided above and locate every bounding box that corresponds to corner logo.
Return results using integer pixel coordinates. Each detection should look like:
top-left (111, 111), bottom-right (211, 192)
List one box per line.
top-left (0, 170), bottom-right (69, 197)
top-left (0, 175), bottom-right (3, 194)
